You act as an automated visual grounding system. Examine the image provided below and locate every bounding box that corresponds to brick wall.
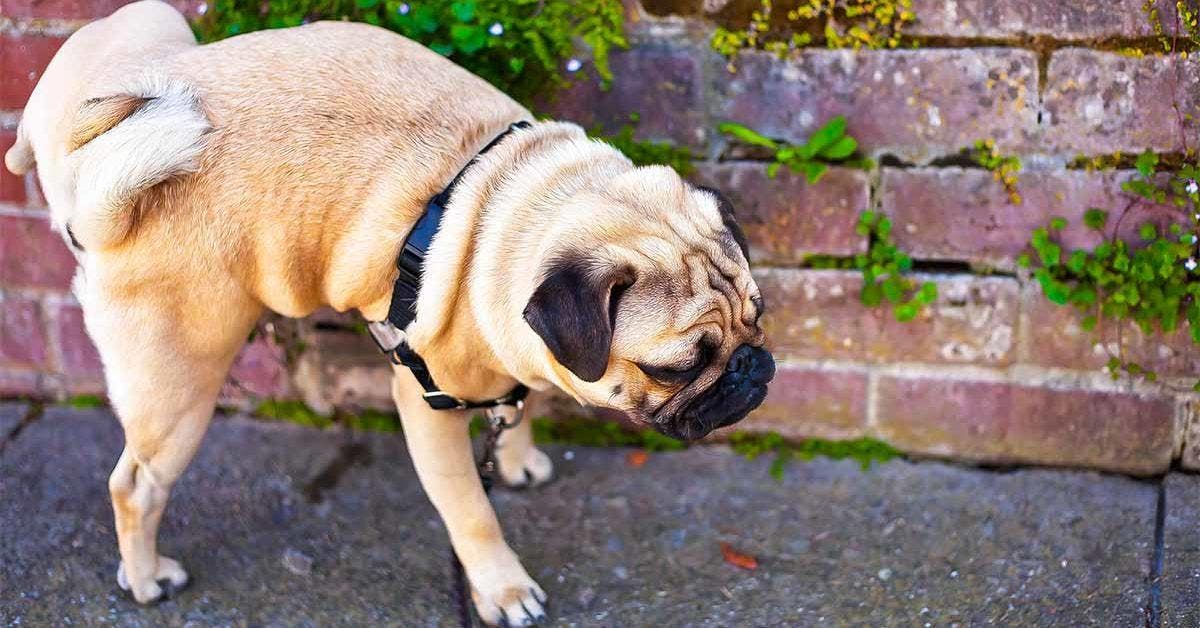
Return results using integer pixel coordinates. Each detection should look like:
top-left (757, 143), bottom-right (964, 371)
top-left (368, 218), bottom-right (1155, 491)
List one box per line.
top-left (1, 0), bottom-right (1197, 474)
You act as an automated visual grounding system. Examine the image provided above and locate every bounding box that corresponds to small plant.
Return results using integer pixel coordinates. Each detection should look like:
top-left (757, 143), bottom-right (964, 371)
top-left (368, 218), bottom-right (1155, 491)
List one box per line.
top-left (806, 212), bottom-right (938, 322)
top-left (729, 431), bottom-right (900, 480)
top-left (193, 0), bottom-right (626, 104)
top-left (712, 0), bottom-right (915, 71)
top-left (970, 139), bottom-right (1022, 205)
top-left (1019, 150), bottom-right (1200, 389)
top-left (592, 113), bottom-right (696, 176)
top-left (65, 394), bottom-right (106, 409)
top-left (719, 115), bottom-right (868, 183)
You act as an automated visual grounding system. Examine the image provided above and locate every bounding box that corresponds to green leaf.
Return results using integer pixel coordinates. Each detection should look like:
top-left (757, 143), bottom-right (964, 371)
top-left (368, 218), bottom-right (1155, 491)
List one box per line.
top-left (1081, 315), bottom-right (1098, 331)
top-left (508, 57), bottom-right (525, 73)
top-left (1135, 149), bottom-right (1159, 177)
top-left (820, 136), bottom-right (857, 160)
top-left (805, 116), bottom-right (847, 155)
top-left (1049, 216), bottom-right (1068, 231)
top-left (1139, 223), bottom-right (1158, 241)
top-left (882, 275), bottom-right (905, 304)
top-left (1067, 249), bottom-right (1088, 273)
top-left (1083, 208), bottom-right (1108, 231)
top-left (1017, 253), bottom-right (1031, 268)
top-left (802, 161), bottom-right (828, 184)
top-left (860, 282), bottom-right (883, 307)
top-left (450, 23), bottom-right (487, 54)
top-left (766, 161), bottom-right (782, 178)
top-left (894, 301), bottom-right (920, 322)
top-left (718, 122), bottom-right (779, 149)
top-left (918, 282), bottom-right (938, 305)
top-left (450, 0), bottom-right (476, 22)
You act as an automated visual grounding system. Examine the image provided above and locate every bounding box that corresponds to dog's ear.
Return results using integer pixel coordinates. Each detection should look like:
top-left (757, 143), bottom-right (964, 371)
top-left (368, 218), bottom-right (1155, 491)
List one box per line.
top-left (696, 185), bottom-right (750, 260)
top-left (524, 257), bottom-right (635, 382)
top-left (69, 95), bottom-right (153, 152)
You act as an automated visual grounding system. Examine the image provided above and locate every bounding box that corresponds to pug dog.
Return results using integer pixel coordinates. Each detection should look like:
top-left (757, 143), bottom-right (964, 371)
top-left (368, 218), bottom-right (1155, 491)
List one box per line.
top-left (6, 1), bottom-right (774, 624)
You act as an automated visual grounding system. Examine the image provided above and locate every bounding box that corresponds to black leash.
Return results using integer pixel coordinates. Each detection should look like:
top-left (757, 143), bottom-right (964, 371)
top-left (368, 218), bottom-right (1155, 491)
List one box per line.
top-left (450, 402), bottom-right (525, 627)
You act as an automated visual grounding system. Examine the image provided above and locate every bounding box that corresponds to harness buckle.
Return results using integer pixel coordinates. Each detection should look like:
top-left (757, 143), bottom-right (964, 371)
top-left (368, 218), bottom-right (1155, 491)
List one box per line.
top-left (421, 391), bottom-right (469, 411)
top-left (367, 321), bottom-right (406, 354)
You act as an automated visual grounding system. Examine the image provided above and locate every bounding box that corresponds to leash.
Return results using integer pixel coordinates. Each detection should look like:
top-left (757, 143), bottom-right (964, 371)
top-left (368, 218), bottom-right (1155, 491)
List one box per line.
top-left (450, 401), bottom-right (525, 627)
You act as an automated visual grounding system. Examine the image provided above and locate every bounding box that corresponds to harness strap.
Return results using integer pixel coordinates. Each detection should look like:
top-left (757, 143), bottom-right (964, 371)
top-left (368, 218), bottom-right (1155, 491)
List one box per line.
top-left (369, 121), bottom-right (532, 411)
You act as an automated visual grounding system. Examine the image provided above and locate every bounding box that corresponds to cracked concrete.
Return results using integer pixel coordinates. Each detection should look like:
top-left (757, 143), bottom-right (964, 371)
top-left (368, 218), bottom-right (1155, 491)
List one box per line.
top-left (0, 407), bottom-right (1195, 626)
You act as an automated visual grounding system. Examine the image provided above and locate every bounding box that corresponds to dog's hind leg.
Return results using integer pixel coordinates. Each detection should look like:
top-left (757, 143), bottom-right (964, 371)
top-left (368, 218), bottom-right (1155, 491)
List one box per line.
top-left (85, 287), bottom-right (261, 604)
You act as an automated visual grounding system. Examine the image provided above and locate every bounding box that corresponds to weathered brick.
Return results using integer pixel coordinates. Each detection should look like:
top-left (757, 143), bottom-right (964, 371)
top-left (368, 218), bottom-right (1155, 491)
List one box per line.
top-left (692, 163), bottom-right (868, 263)
top-left (908, 0), bottom-right (1173, 39)
top-left (546, 41), bottom-right (711, 148)
top-left (225, 335), bottom-right (291, 399)
top-left (881, 167), bottom-right (1187, 269)
top-left (0, 215), bottom-right (76, 289)
top-left (0, 295), bottom-right (45, 368)
top-left (0, 131), bottom-right (26, 205)
top-left (0, 368), bottom-right (39, 396)
top-left (52, 303), bottom-right (102, 379)
top-left (756, 268), bottom-right (1019, 366)
top-left (0, 0), bottom-right (199, 19)
top-left (0, 35), bottom-right (66, 110)
top-left (1044, 49), bottom-right (1200, 155)
top-left (1020, 282), bottom-right (1199, 378)
top-left (875, 375), bottom-right (1176, 475)
top-left (292, 328), bottom-right (394, 413)
top-left (715, 48), bottom-right (1038, 163)
top-left (740, 364), bottom-right (869, 440)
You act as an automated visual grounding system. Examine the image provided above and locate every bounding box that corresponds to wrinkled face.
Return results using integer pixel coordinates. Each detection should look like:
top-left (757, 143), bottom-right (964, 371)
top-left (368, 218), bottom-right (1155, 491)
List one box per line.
top-left (523, 167), bottom-right (775, 440)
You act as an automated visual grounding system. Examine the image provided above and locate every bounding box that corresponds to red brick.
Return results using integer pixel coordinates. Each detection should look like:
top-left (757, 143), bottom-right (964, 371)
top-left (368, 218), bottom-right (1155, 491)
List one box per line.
top-left (756, 269), bottom-right (1019, 366)
top-left (875, 376), bottom-right (1176, 475)
top-left (0, 295), bottom-right (46, 368)
top-left (53, 303), bottom-right (102, 378)
top-left (545, 41), bottom-right (709, 148)
top-left (739, 364), bottom-right (869, 440)
top-left (1020, 282), bottom-right (1199, 378)
top-left (692, 163), bottom-right (868, 263)
top-left (908, 0), bottom-right (1175, 39)
top-left (881, 167), bottom-right (1188, 269)
top-left (226, 335), bottom-right (291, 399)
top-left (0, 131), bottom-right (26, 204)
top-left (0, 0), bottom-right (195, 19)
top-left (0, 35), bottom-right (66, 110)
top-left (715, 49), bottom-right (1038, 163)
top-left (1044, 50), bottom-right (1200, 155)
top-left (0, 215), bottom-right (76, 289)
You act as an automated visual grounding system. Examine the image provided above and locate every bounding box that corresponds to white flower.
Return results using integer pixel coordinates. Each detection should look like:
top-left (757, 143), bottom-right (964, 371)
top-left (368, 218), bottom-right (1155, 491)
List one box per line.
top-left (1192, 234), bottom-right (1199, 244)
top-left (566, 58), bottom-right (582, 72)
top-left (1187, 179), bottom-right (1199, 195)
top-left (1186, 258), bottom-right (1198, 271)
top-left (398, 3), bottom-right (410, 15)
top-left (488, 22), bottom-right (503, 36)
top-left (196, 1), bottom-right (207, 14)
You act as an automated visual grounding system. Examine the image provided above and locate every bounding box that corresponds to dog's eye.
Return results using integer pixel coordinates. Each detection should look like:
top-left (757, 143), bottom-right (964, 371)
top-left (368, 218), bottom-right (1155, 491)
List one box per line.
top-left (636, 361), bottom-right (701, 383)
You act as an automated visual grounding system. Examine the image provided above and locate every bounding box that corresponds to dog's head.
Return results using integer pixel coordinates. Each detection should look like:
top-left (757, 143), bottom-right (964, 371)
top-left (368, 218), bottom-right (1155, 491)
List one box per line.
top-left (523, 166), bottom-right (774, 441)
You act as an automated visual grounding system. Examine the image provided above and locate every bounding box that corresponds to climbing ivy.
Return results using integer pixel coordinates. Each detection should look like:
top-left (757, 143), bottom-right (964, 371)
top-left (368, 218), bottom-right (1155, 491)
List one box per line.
top-left (712, 0), bottom-right (915, 71)
top-left (1019, 150), bottom-right (1200, 389)
top-left (192, 0), bottom-right (626, 104)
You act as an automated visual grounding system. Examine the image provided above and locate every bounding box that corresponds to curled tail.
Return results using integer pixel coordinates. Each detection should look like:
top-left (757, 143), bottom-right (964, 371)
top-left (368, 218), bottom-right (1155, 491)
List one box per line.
top-left (63, 77), bottom-right (211, 250)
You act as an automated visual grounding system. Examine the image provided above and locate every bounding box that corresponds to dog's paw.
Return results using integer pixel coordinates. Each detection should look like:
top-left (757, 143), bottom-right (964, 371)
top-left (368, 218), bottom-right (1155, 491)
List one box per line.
top-left (117, 555), bottom-right (190, 604)
top-left (498, 445), bottom-right (554, 489)
top-left (472, 577), bottom-right (547, 627)
top-left (467, 546), bottom-right (547, 626)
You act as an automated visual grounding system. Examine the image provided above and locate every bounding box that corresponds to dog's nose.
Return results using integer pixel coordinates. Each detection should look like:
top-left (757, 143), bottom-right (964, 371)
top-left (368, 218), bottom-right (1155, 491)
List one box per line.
top-left (726, 344), bottom-right (776, 385)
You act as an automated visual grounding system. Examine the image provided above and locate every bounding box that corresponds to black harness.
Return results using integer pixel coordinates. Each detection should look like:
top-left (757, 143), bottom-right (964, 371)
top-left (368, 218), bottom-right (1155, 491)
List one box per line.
top-left (368, 121), bottom-right (532, 411)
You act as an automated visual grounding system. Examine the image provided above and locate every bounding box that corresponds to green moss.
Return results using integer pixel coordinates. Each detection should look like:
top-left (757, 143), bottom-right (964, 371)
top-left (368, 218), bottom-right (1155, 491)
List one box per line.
top-left (255, 399), bottom-right (335, 428)
top-left (729, 431), bottom-right (901, 479)
top-left (970, 139), bottom-right (1022, 205)
top-left (192, 0), bottom-right (626, 105)
top-left (64, 394), bottom-right (106, 409)
top-left (712, 0), bottom-right (916, 71)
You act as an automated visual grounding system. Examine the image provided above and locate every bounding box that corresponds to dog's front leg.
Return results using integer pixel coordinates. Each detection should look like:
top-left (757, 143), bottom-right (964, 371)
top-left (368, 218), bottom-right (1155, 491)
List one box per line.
top-left (392, 369), bottom-right (547, 626)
